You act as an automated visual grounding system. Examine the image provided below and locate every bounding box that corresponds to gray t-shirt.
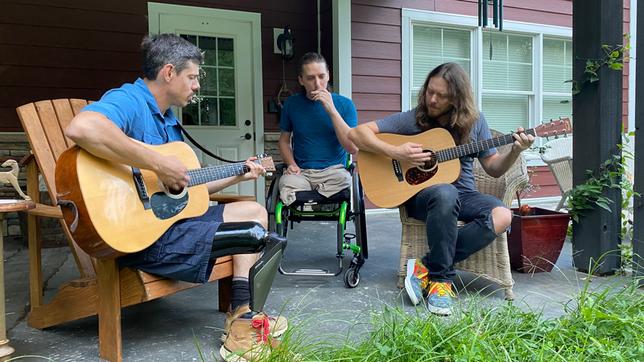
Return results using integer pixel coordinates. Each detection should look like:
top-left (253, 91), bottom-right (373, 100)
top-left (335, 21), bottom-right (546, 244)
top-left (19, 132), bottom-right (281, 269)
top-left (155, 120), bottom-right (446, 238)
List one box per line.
top-left (375, 108), bottom-right (496, 193)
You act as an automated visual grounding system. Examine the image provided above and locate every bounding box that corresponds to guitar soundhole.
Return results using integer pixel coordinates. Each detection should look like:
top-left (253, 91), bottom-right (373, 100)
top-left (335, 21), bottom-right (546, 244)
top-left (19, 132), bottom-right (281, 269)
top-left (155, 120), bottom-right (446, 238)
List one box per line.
top-left (405, 150), bottom-right (438, 185)
top-left (167, 186), bottom-right (184, 196)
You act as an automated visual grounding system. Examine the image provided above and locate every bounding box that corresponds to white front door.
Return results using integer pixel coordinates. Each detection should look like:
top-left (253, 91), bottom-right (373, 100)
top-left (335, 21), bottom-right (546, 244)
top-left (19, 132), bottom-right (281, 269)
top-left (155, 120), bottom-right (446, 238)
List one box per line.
top-left (148, 3), bottom-right (265, 200)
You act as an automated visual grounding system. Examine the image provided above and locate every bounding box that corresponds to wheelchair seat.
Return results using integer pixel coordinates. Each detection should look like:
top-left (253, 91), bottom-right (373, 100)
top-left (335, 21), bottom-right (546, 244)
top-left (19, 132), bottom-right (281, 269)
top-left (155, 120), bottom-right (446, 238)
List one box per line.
top-left (266, 161), bottom-right (368, 288)
top-left (289, 189), bottom-right (351, 207)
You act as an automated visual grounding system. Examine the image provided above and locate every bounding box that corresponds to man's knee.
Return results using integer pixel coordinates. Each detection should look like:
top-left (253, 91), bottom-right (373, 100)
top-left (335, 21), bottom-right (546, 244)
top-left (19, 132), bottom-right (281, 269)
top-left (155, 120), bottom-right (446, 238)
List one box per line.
top-left (224, 201), bottom-right (268, 228)
top-left (491, 206), bottom-right (512, 234)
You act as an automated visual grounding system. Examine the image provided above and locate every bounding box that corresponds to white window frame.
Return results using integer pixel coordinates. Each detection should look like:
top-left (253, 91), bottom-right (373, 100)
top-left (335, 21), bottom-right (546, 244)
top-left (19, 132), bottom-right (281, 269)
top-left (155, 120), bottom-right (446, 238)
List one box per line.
top-left (402, 9), bottom-right (571, 165)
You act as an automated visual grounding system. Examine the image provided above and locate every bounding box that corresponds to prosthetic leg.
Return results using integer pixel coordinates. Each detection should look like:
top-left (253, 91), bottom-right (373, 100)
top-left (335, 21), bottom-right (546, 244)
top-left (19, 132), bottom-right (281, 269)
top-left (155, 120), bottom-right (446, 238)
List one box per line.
top-left (211, 222), bottom-right (286, 312)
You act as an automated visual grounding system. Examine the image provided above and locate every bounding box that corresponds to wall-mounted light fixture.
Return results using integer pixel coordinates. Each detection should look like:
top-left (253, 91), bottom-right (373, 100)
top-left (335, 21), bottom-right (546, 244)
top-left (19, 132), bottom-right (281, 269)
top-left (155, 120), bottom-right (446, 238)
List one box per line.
top-left (277, 26), bottom-right (294, 60)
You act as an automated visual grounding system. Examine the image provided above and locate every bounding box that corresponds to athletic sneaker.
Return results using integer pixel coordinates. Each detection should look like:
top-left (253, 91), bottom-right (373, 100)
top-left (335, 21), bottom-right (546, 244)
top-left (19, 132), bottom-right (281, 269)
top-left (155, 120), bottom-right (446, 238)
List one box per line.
top-left (404, 258), bottom-right (429, 306)
top-left (426, 281), bottom-right (455, 316)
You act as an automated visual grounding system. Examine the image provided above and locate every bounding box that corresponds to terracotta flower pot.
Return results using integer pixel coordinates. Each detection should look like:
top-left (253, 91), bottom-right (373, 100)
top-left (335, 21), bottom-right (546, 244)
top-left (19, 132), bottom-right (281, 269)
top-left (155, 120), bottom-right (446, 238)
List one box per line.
top-left (507, 207), bottom-right (570, 272)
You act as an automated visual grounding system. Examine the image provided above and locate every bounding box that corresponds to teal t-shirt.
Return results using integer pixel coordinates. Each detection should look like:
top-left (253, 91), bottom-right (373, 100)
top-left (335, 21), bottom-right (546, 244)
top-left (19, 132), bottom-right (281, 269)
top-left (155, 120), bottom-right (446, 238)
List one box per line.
top-left (280, 92), bottom-right (358, 169)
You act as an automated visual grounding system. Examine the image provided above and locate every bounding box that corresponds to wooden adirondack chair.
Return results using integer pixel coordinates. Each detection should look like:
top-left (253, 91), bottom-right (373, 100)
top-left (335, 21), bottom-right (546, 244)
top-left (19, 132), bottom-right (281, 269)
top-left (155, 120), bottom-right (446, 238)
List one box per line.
top-left (16, 99), bottom-right (234, 362)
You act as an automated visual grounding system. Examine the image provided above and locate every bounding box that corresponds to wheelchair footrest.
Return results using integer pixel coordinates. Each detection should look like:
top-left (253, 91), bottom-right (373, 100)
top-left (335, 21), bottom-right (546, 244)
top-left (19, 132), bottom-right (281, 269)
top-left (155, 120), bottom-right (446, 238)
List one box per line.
top-left (278, 264), bottom-right (343, 277)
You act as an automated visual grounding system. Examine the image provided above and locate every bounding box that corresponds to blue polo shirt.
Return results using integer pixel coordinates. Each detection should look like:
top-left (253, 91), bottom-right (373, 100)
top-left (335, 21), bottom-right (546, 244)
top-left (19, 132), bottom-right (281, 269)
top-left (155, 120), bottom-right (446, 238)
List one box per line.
top-left (82, 78), bottom-right (183, 144)
top-left (280, 92), bottom-right (357, 169)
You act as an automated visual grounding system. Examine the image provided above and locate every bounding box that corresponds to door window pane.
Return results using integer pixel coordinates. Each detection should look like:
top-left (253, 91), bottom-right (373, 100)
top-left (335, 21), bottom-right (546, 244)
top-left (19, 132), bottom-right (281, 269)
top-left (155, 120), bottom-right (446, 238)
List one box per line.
top-left (218, 38), bottom-right (234, 67)
top-left (201, 66), bottom-right (218, 95)
top-left (179, 34), bottom-right (236, 126)
top-left (182, 103), bottom-right (198, 126)
top-left (219, 98), bottom-right (236, 126)
top-left (218, 68), bottom-right (235, 97)
top-left (200, 98), bottom-right (219, 126)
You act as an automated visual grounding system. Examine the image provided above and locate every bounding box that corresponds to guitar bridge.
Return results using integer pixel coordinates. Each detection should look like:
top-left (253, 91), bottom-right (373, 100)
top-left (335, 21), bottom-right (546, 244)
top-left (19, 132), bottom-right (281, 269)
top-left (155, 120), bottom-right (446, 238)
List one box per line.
top-left (132, 167), bottom-right (151, 210)
top-left (392, 160), bottom-right (403, 182)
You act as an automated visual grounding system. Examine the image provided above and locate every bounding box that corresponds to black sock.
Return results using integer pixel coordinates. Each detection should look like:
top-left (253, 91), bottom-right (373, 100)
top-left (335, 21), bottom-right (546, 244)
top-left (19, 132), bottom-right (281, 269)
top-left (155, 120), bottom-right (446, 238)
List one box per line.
top-left (231, 277), bottom-right (250, 311)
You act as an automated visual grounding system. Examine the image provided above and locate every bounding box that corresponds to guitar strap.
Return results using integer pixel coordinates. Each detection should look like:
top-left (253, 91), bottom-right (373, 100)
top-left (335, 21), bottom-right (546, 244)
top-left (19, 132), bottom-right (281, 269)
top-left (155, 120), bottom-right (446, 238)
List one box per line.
top-left (176, 122), bottom-right (243, 163)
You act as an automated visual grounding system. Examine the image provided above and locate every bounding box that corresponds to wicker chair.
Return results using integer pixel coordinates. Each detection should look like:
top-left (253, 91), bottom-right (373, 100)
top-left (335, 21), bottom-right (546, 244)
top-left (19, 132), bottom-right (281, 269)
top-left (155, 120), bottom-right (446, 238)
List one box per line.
top-left (397, 130), bottom-right (529, 300)
top-left (540, 137), bottom-right (573, 211)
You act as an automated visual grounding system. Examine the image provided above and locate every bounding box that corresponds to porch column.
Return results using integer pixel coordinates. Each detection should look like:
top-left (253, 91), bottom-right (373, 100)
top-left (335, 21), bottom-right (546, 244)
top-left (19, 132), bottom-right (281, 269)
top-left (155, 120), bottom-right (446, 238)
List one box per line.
top-left (634, 0), bottom-right (644, 284)
top-left (571, 0), bottom-right (623, 274)
top-left (332, 0), bottom-right (352, 98)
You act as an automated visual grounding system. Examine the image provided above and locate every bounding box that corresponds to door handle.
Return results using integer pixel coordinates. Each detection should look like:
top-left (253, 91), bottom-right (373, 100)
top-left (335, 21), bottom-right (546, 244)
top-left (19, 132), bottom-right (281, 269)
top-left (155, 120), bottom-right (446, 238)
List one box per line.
top-left (241, 133), bottom-right (252, 140)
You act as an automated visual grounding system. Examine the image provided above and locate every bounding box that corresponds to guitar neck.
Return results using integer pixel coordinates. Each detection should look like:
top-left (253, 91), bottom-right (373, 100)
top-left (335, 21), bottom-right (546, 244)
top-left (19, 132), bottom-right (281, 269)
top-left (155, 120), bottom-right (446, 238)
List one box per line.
top-left (187, 163), bottom-right (249, 186)
top-left (436, 128), bottom-right (537, 162)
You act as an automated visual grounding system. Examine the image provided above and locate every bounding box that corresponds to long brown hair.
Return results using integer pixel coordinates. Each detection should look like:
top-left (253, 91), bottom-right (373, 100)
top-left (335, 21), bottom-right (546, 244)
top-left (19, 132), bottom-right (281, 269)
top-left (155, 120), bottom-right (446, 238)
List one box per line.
top-left (415, 63), bottom-right (479, 145)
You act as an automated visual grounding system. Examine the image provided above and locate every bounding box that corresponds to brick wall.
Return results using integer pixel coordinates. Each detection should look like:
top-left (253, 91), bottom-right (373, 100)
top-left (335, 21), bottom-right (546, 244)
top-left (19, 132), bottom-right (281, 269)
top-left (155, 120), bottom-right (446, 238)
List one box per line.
top-left (0, 134), bottom-right (65, 245)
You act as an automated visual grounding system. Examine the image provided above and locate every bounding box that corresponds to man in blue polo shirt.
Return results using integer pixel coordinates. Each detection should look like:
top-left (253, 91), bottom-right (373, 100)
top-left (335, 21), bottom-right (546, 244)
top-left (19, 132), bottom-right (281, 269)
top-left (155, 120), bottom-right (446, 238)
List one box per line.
top-left (65, 33), bottom-right (286, 361)
top-left (278, 52), bottom-right (358, 206)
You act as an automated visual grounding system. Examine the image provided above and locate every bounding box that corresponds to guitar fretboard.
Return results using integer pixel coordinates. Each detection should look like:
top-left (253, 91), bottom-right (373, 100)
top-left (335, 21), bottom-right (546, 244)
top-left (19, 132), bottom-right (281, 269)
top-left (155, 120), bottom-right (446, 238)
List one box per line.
top-left (436, 128), bottom-right (537, 162)
top-left (187, 163), bottom-right (249, 186)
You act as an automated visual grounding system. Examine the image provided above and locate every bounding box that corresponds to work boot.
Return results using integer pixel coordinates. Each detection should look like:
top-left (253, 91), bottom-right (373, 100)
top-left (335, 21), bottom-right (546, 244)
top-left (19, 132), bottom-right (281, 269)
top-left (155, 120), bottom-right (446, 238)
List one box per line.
top-left (221, 304), bottom-right (288, 342)
top-left (220, 311), bottom-right (281, 362)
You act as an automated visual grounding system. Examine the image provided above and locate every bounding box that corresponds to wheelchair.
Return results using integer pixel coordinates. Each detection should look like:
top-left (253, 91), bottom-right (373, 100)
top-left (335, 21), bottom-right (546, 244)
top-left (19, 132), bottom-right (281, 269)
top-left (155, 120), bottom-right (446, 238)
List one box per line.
top-left (265, 160), bottom-right (368, 288)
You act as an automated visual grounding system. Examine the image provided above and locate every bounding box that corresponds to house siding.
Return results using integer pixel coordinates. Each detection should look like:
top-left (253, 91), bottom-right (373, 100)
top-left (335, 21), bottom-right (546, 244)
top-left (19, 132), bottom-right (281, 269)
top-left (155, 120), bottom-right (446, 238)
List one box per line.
top-left (0, 0), bottom-right (323, 237)
top-left (0, 0), bottom-right (320, 132)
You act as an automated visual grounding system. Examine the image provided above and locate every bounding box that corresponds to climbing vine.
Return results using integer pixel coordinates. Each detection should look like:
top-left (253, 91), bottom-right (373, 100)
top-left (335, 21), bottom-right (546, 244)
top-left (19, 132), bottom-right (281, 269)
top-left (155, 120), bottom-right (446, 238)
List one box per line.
top-left (567, 35), bottom-right (629, 95)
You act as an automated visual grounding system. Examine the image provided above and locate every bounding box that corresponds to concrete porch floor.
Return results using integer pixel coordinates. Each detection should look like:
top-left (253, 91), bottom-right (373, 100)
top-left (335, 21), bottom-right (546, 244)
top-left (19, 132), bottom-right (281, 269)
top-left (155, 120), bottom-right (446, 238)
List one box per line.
top-left (3, 207), bottom-right (631, 361)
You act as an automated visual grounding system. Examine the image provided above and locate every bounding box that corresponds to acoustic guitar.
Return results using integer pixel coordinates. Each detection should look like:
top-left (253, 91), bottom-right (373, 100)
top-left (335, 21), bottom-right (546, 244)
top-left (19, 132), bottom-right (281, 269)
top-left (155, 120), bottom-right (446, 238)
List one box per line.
top-left (358, 118), bottom-right (572, 208)
top-left (55, 141), bottom-right (274, 258)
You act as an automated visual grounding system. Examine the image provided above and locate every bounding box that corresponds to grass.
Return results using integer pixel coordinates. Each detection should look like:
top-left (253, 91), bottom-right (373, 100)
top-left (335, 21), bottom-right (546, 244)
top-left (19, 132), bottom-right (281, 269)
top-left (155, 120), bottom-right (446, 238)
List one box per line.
top-left (256, 279), bottom-right (644, 362)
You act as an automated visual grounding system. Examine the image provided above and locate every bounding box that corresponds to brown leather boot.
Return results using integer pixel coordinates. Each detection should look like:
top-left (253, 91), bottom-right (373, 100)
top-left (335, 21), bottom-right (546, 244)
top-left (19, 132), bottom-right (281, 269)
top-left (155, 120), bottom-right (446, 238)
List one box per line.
top-left (221, 305), bottom-right (288, 342)
top-left (220, 311), bottom-right (281, 362)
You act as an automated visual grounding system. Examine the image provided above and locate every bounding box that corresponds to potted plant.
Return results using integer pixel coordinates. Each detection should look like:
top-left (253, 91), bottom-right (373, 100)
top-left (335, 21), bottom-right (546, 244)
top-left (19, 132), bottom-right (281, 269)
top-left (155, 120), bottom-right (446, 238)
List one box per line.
top-left (507, 155), bottom-right (571, 273)
top-left (507, 202), bottom-right (570, 272)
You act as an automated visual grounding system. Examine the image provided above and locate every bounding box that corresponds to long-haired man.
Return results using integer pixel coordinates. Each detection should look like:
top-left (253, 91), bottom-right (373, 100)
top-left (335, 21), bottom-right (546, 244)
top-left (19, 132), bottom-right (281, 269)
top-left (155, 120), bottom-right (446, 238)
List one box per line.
top-left (349, 63), bottom-right (534, 315)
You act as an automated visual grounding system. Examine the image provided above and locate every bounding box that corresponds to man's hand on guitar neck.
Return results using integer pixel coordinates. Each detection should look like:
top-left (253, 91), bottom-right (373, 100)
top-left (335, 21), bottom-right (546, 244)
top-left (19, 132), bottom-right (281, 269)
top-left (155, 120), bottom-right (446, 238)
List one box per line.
top-left (510, 127), bottom-right (535, 154)
top-left (241, 157), bottom-right (266, 181)
top-left (391, 142), bottom-right (433, 167)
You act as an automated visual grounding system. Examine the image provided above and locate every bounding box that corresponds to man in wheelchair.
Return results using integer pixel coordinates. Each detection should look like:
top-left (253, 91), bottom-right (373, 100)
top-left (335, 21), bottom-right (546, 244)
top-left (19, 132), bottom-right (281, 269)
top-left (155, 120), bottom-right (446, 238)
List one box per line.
top-left (277, 52), bottom-right (358, 206)
top-left (271, 52), bottom-right (367, 286)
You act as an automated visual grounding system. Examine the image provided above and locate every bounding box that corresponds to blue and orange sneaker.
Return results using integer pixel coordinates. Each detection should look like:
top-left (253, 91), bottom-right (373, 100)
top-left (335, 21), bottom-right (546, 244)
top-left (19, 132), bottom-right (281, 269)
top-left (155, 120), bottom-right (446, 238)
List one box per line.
top-left (404, 259), bottom-right (429, 305)
top-left (426, 281), bottom-right (455, 316)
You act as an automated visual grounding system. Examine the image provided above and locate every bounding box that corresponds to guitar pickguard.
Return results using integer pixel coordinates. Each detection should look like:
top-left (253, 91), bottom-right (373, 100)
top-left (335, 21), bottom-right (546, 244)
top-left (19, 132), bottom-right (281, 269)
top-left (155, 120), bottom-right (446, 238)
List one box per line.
top-left (405, 167), bottom-right (438, 185)
top-left (150, 192), bottom-right (189, 220)
top-left (405, 150), bottom-right (438, 185)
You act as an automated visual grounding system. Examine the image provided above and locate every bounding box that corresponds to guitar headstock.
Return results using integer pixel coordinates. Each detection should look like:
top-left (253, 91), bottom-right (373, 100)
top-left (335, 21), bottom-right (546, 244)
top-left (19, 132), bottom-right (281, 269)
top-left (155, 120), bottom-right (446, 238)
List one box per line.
top-left (255, 154), bottom-right (276, 172)
top-left (533, 117), bottom-right (572, 139)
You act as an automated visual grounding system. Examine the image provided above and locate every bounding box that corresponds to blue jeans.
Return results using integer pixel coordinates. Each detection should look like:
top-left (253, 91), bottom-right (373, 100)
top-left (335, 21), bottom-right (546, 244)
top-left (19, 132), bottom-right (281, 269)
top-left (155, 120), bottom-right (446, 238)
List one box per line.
top-left (406, 184), bottom-right (506, 282)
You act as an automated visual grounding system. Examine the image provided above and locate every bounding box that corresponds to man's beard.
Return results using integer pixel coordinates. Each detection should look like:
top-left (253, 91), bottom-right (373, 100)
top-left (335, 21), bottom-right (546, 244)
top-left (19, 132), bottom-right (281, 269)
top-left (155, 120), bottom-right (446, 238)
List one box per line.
top-left (428, 106), bottom-right (453, 126)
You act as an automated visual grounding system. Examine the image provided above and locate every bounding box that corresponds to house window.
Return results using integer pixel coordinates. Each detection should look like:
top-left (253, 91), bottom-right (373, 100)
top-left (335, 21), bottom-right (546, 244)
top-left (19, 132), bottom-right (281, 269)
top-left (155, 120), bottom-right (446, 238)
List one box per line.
top-left (543, 38), bottom-right (573, 123)
top-left (482, 32), bottom-right (533, 132)
top-left (405, 13), bottom-right (572, 140)
top-left (180, 34), bottom-right (236, 127)
top-left (411, 26), bottom-right (471, 107)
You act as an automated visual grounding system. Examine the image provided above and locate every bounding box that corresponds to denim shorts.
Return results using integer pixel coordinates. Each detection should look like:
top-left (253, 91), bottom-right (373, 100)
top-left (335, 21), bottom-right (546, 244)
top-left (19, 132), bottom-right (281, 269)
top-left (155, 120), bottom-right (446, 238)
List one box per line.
top-left (119, 205), bottom-right (225, 283)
